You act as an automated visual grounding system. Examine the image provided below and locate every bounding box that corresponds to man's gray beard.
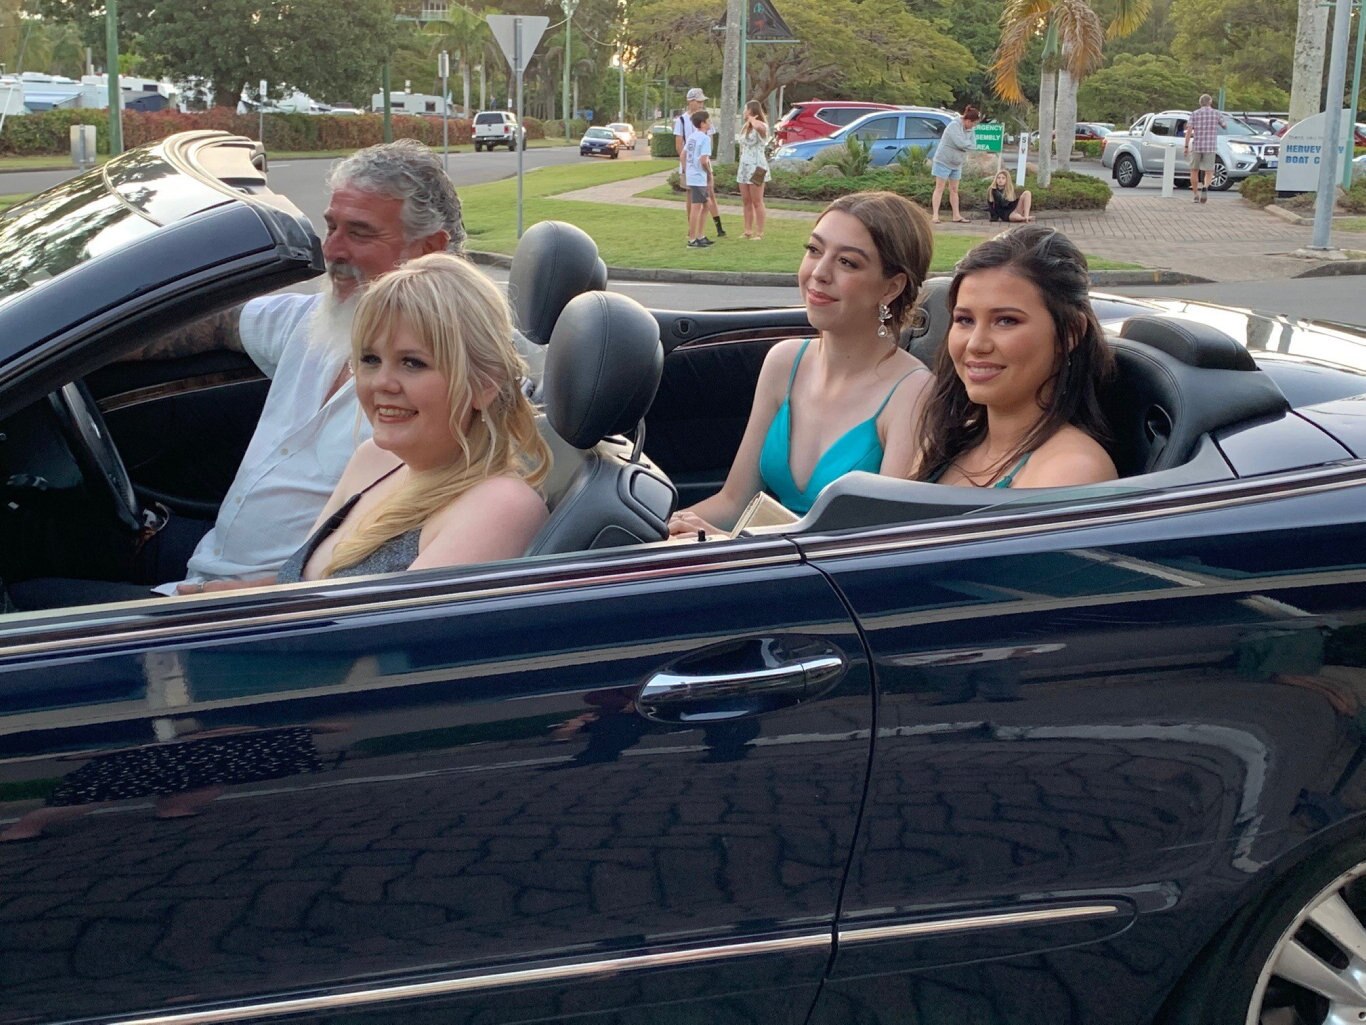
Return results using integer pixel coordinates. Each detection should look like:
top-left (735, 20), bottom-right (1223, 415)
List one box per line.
top-left (307, 283), bottom-right (359, 362)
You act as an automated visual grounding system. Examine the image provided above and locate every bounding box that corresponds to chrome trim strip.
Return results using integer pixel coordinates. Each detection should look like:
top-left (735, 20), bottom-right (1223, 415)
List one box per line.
top-left (838, 903), bottom-right (1124, 945)
top-left (0, 544), bottom-right (801, 662)
top-left (97, 369), bottom-right (265, 413)
top-left (102, 933), bottom-right (830, 1025)
top-left (798, 464), bottom-right (1366, 560)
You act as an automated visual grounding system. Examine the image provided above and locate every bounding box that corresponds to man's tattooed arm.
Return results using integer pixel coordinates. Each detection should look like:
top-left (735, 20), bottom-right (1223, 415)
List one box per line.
top-left (130, 305), bottom-right (246, 360)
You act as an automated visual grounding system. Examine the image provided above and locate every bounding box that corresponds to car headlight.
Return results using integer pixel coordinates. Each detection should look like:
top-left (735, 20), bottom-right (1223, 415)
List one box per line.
top-left (1228, 141), bottom-right (1253, 155)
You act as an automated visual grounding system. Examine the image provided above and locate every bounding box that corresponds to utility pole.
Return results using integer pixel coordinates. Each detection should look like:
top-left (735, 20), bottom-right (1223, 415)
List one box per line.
top-left (105, 0), bottom-right (122, 155)
top-left (719, 0), bottom-right (742, 161)
top-left (439, 50), bottom-right (450, 172)
top-left (382, 62), bottom-right (393, 142)
top-left (1310, 0), bottom-right (1353, 249)
top-left (559, 0), bottom-right (578, 138)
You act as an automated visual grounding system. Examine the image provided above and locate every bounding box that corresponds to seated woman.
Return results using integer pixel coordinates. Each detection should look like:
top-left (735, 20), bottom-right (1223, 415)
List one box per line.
top-left (667, 191), bottom-right (936, 538)
top-left (988, 171), bottom-right (1033, 223)
top-left (913, 224), bottom-right (1117, 489)
top-left (205, 252), bottom-right (551, 589)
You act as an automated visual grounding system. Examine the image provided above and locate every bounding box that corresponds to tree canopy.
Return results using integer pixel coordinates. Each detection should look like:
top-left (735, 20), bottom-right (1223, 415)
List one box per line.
top-left (1075, 53), bottom-right (1199, 123)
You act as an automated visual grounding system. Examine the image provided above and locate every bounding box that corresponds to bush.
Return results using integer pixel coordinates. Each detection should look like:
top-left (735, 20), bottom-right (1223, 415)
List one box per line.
top-left (1343, 177), bottom-right (1366, 214)
top-left (1076, 140), bottom-right (1102, 159)
top-left (649, 128), bottom-right (676, 158)
top-left (1239, 173), bottom-right (1277, 207)
top-left (894, 145), bottom-right (933, 178)
top-left (834, 136), bottom-right (872, 177)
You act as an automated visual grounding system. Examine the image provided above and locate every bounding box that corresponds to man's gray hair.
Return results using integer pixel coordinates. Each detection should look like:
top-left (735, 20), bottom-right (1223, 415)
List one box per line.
top-left (327, 139), bottom-right (467, 253)
top-left (1199, 93), bottom-right (1213, 106)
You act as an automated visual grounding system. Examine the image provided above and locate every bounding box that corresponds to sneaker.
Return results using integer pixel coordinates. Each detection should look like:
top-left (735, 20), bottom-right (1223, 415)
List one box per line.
top-left (687, 238), bottom-right (706, 248)
top-left (1192, 193), bottom-right (1201, 203)
top-left (716, 227), bottom-right (727, 237)
top-left (1200, 190), bottom-right (1208, 203)
top-left (698, 237), bottom-right (715, 247)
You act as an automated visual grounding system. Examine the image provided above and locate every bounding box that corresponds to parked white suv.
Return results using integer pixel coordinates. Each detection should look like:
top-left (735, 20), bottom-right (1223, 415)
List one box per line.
top-left (1100, 110), bottom-right (1279, 191)
top-left (473, 110), bottom-right (526, 152)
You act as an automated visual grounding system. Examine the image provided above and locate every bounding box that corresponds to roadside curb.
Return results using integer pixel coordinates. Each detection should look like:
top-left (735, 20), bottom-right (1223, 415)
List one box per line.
top-left (469, 250), bottom-right (1210, 288)
top-left (1295, 259), bottom-right (1366, 278)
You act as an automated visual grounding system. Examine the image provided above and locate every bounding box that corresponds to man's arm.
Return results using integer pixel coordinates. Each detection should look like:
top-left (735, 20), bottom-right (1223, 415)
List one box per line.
top-left (130, 304), bottom-right (246, 361)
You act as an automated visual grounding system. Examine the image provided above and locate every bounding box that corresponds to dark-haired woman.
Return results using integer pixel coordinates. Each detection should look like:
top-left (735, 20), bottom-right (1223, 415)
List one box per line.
top-left (914, 224), bottom-right (1117, 489)
top-left (668, 191), bottom-right (935, 537)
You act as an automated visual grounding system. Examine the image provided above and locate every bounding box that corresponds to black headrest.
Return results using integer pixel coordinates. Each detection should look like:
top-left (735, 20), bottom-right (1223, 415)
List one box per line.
top-left (1120, 315), bottom-right (1256, 371)
top-left (509, 221), bottom-right (605, 346)
top-left (544, 292), bottom-right (663, 449)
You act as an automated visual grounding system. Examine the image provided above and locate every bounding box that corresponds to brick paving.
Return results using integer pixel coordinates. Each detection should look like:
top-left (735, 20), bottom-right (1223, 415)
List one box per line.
top-left (561, 170), bottom-right (1366, 282)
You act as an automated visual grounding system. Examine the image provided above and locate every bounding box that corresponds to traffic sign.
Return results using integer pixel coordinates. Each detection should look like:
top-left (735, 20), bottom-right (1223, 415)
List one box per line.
top-left (487, 15), bottom-right (548, 70)
top-left (974, 122), bottom-right (1004, 153)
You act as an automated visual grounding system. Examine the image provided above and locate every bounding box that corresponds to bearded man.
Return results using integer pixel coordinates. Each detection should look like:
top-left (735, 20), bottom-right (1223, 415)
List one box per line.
top-left (150, 139), bottom-right (463, 595)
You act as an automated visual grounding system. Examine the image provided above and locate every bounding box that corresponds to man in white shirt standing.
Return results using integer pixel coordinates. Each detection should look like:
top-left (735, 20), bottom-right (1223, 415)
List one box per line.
top-left (675, 87), bottom-right (726, 242)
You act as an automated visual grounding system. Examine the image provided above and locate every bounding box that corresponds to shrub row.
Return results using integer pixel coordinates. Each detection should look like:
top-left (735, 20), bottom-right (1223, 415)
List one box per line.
top-left (1239, 172), bottom-right (1366, 214)
top-left (671, 163), bottom-right (1111, 212)
top-left (0, 108), bottom-right (546, 156)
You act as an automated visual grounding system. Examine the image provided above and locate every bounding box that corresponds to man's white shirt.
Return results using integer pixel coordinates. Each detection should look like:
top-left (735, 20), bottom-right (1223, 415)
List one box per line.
top-left (155, 292), bottom-right (371, 593)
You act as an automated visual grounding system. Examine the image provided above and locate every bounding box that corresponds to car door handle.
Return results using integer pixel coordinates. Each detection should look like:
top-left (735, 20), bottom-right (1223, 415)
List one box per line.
top-left (637, 637), bottom-right (847, 723)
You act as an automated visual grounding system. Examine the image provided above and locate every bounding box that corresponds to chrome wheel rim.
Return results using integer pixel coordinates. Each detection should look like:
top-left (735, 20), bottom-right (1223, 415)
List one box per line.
top-left (1248, 860), bottom-right (1366, 1025)
top-left (1117, 157), bottom-right (1138, 186)
top-left (1212, 162), bottom-right (1229, 189)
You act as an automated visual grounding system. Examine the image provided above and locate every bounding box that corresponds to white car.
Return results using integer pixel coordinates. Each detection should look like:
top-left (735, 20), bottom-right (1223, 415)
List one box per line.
top-left (606, 122), bottom-right (637, 149)
top-left (473, 110), bottom-right (526, 152)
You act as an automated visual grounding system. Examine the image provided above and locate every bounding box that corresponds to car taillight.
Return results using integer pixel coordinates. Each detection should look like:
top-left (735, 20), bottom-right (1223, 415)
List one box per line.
top-left (504, 125), bottom-right (511, 134)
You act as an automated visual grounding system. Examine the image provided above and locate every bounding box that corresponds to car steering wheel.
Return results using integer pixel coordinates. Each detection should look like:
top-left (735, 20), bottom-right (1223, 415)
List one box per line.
top-left (47, 381), bottom-right (145, 535)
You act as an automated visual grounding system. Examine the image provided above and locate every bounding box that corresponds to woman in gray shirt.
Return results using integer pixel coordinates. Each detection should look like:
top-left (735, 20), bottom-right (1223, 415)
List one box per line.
top-left (930, 105), bottom-right (981, 224)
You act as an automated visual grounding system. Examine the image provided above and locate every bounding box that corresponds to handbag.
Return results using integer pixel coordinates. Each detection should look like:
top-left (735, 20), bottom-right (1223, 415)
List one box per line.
top-left (751, 165), bottom-right (768, 185)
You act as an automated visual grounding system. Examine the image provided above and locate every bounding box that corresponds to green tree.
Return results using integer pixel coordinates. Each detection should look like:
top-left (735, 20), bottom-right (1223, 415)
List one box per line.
top-left (1170, 0), bottom-right (1295, 105)
top-left (1075, 53), bottom-right (1198, 123)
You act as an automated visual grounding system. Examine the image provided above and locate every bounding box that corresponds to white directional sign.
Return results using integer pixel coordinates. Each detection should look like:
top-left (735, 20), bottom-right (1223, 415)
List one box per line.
top-left (487, 15), bottom-right (548, 70)
top-left (1276, 110), bottom-right (1352, 192)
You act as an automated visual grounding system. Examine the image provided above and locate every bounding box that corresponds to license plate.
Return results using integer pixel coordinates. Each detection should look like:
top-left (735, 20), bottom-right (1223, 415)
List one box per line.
top-left (1264, 158), bottom-right (1278, 168)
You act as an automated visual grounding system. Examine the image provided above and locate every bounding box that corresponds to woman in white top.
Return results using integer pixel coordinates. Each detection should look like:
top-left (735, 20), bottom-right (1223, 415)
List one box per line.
top-left (737, 100), bottom-right (770, 240)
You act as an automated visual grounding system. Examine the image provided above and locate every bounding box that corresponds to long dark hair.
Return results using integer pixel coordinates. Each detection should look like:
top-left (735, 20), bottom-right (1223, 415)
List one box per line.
top-left (914, 225), bottom-right (1115, 482)
top-left (817, 191), bottom-right (933, 333)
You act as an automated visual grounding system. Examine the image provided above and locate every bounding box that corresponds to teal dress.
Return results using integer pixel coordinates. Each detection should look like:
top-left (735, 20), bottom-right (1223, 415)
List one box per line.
top-left (926, 452), bottom-right (1032, 487)
top-left (758, 339), bottom-right (924, 514)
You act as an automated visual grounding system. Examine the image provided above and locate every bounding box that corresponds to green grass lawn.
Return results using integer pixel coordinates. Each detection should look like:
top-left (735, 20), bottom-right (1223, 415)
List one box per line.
top-left (462, 160), bottom-right (1139, 272)
top-left (1338, 216), bottom-right (1366, 233)
top-left (461, 158), bottom-right (982, 273)
top-left (0, 193), bottom-right (30, 212)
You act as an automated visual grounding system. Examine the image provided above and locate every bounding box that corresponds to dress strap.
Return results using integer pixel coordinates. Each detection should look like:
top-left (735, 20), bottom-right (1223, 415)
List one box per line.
top-left (359, 464), bottom-right (404, 496)
top-left (994, 451), bottom-right (1032, 489)
top-left (870, 365), bottom-right (929, 418)
top-left (785, 338), bottom-right (813, 396)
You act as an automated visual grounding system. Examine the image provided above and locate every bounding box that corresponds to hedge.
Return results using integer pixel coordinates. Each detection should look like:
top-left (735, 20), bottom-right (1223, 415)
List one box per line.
top-left (671, 164), bottom-right (1111, 212)
top-left (0, 108), bottom-right (547, 156)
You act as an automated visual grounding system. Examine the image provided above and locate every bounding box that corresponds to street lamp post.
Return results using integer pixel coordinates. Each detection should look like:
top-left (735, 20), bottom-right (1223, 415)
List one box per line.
top-left (559, 0), bottom-right (579, 138)
top-left (105, 0), bottom-right (122, 155)
top-left (1343, 0), bottom-right (1364, 187)
top-left (439, 50), bottom-right (450, 173)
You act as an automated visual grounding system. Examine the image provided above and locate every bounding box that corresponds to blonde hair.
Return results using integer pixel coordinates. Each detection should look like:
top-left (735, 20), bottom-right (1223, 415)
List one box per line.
top-left (993, 171), bottom-right (1015, 202)
top-left (324, 252), bottom-right (551, 576)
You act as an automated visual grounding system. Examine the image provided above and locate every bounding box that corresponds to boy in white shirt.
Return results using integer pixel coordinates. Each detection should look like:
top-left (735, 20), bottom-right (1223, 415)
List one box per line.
top-left (684, 109), bottom-right (714, 248)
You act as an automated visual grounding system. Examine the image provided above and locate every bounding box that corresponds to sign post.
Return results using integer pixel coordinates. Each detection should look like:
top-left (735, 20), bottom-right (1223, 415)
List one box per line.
top-left (1015, 128), bottom-right (1029, 188)
top-left (439, 50), bottom-right (450, 174)
top-left (487, 14), bottom-right (548, 238)
top-left (258, 79), bottom-right (268, 143)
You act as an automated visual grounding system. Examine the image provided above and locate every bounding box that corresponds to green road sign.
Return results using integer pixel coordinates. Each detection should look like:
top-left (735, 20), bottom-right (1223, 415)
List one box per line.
top-left (974, 123), bottom-right (1004, 153)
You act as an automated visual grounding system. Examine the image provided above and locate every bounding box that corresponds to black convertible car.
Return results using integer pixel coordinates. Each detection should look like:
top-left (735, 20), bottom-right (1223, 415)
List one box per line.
top-left (2, 132), bottom-right (1366, 1025)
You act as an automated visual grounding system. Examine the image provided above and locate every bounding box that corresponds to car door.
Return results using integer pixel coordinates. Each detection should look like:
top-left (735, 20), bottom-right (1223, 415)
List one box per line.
top-left (849, 115), bottom-right (902, 165)
top-left (904, 115), bottom-right (947, 162)
top-left (0, 538), bottom-right (873, 1025)
top-left (802, 470), bottom-right (1366, 1025)
top-left (1141, 115), bottom-right (1182, 169)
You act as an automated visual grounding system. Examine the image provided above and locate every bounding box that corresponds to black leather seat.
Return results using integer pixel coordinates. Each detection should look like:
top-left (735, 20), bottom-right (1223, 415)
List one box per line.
top-left (902, 276), bottom-right (953, 366)
top-left (1108, 314), bottom-right (1288, 474)
top-left (507, 221), bottom-right (608, 396)
top-left (526, 291), bottom-right (676, 556)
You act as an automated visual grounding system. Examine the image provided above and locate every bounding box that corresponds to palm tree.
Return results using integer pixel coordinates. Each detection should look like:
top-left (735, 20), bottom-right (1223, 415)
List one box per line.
top-left (992, 0), bottom-right (1148, 184)
top-left (426, 3), bottom-right (490, 116)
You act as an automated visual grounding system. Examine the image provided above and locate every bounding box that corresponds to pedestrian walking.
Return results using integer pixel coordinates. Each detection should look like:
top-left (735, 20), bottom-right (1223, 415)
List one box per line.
top-left (1184, 94), bottom-right (1227, 204)
top-left (737, 99), bottom-right (769, 240)
top-left (684, 110), bottom-right (715, 248)
top-left (675, 87), bottom-right (726, 239)
top-left (930, 105), bottom-right (981, 224)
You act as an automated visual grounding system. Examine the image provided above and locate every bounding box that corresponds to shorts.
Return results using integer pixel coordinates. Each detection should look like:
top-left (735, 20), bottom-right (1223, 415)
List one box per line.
top-left (687, 184), bottom-right (709, 202)
top-left (931, 162), bottom-right (962, 181)
top-left (1189, 150), bottom-right (1215, 172)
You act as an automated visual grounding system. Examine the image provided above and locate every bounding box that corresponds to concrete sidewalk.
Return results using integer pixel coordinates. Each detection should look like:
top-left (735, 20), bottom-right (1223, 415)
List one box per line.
top-left (556, 170), bottom-right (1366, 283)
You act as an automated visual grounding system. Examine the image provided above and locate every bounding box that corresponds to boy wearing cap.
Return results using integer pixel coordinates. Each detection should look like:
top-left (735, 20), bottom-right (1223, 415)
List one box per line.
top-left (675, 87), bottom-right (726, 239)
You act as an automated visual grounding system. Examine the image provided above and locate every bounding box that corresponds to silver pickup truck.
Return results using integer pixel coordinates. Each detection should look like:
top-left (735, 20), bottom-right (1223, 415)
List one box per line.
top-left (1100, 110), bottom-right (1279, 190)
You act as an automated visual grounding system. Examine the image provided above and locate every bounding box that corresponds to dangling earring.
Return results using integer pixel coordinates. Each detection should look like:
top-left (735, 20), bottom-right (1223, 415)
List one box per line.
top-left (877, 303), bottom-right (892, 338)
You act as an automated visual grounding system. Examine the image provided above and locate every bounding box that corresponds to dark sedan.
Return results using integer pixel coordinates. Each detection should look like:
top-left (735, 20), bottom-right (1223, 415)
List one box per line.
top-left (2, 132), bottom-right (1366, 1025)
top-left (579, 126), bottom-right (621, 158)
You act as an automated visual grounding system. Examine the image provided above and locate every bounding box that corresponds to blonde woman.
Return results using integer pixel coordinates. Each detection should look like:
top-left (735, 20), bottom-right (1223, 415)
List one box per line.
top-left (203, 253), bottom-right (550, 589)
top-left (737, 99), bottom-right (770, 239)
top-left (988, 170), bottom-right (1034, 223)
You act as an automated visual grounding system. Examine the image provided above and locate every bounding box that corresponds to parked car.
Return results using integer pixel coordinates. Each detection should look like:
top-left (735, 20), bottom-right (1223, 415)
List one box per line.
top-left (1276, 120), bottom-right (1366, 147)
top-left (5, 132), bottom-right (1366, 1025)
top-left (645, 121), bottom-right (670, 145)
top-left (773, 107), bottom-right (953, 165)
top-left (606, 122), bottom-right (637, 149)
top-left (1074, 122), bottom-right (1112, 141)
top-left (472, 109), bottom-right (525, 151)
top-left (772, 99), bottom-right (903, 147)
top-left (579, 125), bottom-right (621, 158)
top-left (1101, 110), bottom-right (1279, 189)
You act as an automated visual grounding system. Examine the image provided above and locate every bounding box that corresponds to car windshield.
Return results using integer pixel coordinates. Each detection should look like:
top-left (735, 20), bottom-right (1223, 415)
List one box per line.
top-left (608, 124), bottom-right (630, 132)
top-left (586, 128), bottom-right (613, 138)
top-left (1221, 119), bottom-right (1258, 137)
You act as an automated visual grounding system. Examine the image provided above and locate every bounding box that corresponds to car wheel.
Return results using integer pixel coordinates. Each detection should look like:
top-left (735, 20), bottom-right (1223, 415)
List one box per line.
top-left (1164, 838), bottom-right (1366, 1025)
top-left (1114, 154), bottom-right (1141, 188)
top-left (1211, 158), bottom-right (1232, 191)
top-left (474, 142), bottom-right (482, 152)
top-left (611, 150), bottom-right (619, 159)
